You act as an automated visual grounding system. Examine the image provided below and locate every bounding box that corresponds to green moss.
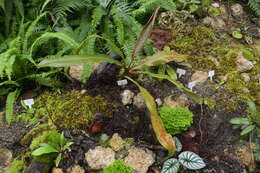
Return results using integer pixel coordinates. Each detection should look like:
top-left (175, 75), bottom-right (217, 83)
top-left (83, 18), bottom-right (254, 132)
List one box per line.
top-left (158, 107), bottom-right (193, 135)
top-left (33, 90), bottom-right (115, 129)
top-left (9, 159), bottom-right (26, 173)
top-left (102, 160), bottom-right (134, 173)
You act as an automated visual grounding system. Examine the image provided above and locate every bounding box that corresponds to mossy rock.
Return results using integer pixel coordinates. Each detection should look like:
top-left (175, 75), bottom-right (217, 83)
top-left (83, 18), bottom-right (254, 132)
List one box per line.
top-left (102, 160), bottom-right (134, 173)
top-left (9, 159), bottom-right (26, 173)
top-left (33, 90), bottom-right (115, 129)
top-left (158, 106), bottom-right (193, 135)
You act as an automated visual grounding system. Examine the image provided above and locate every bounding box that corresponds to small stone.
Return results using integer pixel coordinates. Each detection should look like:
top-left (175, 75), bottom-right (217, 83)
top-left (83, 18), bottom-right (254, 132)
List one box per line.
top-left (121, 90), bottom-right (135, 105)
top-left (85, 146), bottom-right (115, 170)
top-left (133, 93), bottom-right (145, 109)
top-left (163, 94), bottom-right (188, 108)
top-left (52, 168), bottom-right (64, 173)
top-left (231, 3), bottom-right (243, 17)
top-left (236, 52), bottom-right (254, 72)
top-left (235, 145), bottom-right (255, 171)
top-left (212, 3), bottom-right (220, 8)
top-left (241, 73), bottom-right (250, 82)
top-left (155, 98), bottom-right (163, 106)
top-left (124, 146), bottom-right (155, 173)
top-left (202, 16), bottom-right (226, 30)
top-left (69, 65), bottom-right (84, 81)
top-left (0, 148), bottom-right (12, 173)
top-left (108, 133), bottom-right (125, 151)
top-left (67, 165), bottom-right (84, 173)
top-left (191, 71), bottom-right (208, 84)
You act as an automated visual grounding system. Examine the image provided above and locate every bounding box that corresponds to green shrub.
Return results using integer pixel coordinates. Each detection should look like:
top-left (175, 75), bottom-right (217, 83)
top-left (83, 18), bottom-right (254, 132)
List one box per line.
top-left (158, 106), bottom-right (194, 135)
top-left (103, 160), bottom-right (134, 173)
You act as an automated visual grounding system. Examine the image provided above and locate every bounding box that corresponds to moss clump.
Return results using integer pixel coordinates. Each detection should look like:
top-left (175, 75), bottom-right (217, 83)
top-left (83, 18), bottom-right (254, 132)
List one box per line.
top-left (102, 160), bottom-right (134, 173)
top-left (9, 158), bottom-right (26, 173)
top-left (33, 90), bottom-right (115, 129)
top-left (158, 107), bottom-right (193, 135)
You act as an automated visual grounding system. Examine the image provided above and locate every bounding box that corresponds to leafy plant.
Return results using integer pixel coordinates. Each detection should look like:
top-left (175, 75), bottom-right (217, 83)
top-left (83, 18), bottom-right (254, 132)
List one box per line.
top-left (162, 151), bottom-right (206, 173)
top-left (248, 0), bottom-right (260, 16)
top-left (102, 160), bottom-right (134, 173)
top-left (158, 106), bottom-right (194, 135)
top-left (32, 132), bottom-right (73, 167)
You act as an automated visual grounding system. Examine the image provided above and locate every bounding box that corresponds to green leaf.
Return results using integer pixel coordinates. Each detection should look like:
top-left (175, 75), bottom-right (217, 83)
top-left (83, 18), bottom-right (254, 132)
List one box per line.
top-left (178, 151), bottom-right (206, 170)
top-left (240, 125), bottom-right (255, 136)
top-left (132, 51), bottom-right (187, 70)
top-left (229, 118), bottom-right (250, 125)
top-left (38, 55), bottom-right (122, 68)
top-left (248, 101), bottom-right (257, 117)
top-left (133, 7), bottom-right (160, 57)
top-left (55, 153), bottom-right (62, 167)
top-left (5, 89), bottom-right (20, 123)
top-left (126, 76), bottom-right (175, 156)
top-left (63, 142), bottom-right (74, 151)
top-left (161, 158), bottom-right (180, 173)
top-left (166, 65), bottom-right (177, 80)
top-left (32, 144), bottom-right (58, 156)
top-left (173, 137), bottom-right (182, 152)
top-left (232, 30), bottom-right (243, 39)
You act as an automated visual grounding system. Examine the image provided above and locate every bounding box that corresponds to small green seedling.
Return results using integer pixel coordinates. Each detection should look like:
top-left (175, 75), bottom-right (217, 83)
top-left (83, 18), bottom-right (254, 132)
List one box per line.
top-left (32, 132), bottom-right (73, 167)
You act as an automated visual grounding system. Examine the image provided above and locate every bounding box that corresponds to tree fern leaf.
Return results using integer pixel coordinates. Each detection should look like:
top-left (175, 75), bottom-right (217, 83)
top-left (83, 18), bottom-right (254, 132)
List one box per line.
top-left (5, 89), bottom-right (20, 123)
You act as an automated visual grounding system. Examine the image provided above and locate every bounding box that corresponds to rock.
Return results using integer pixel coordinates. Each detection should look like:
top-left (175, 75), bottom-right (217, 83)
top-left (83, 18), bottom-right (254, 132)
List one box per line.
top-left (231, 3), bottom-right (243, 17)
top-left (69, 65), bottom-right (84, 81)
top-left (235, 145), bottom-right (255, 171)
top-left (0, 148), bottom-right (12, 173)
top-left (163, 94), bottom-right (188, 108)
top-left (124, 146), bottom-right (155, 173)
top-left (52, 168), bottom-right (64, 173)
top-left (241, 73), bottom-right (250, 82)
top-left (109, 133), bottom-right (125, 151)
top-left (133, 93), bottom-right (145, 109)
top-left (67, 165), bottom-right (84, 173)
top-left (85, 146), bottom-right (115, 170)
top-left (26, 161), bottom-right (52, 173)
top-left (202, 16), bottom-right (226, 30)
top-left (212, 2), bottom-right (220, 8)
top-left (191, 71), bottom-right (208, 85)
top-left (236, 52), bottom-right (254, 72)
top-left (121, 90), bottom-right (135, 105)
top-left (155, 98), bottom-right (163, 106)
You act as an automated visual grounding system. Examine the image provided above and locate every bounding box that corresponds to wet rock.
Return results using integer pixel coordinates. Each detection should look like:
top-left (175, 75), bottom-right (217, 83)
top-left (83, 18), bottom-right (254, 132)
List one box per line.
top-left (0, 148), bottom-right (12, 173)
top-left (191, 71), bottom-right (208, 85)
top-left (52, 168), bottom-right (64, 173)
top-left (133, 93), bottom-right (145, 109)
top-left (163, 94), bottom-right (188, 108)
top-left (108, 133), bottom-right (124, 151)
top-left (85, 146), bottom-right (115, 170)
top-left (231, 3), bottom-right (243, 17)
top-left (241, 73), bottom-right (250, 82)
top-left (121, 90), bottom-right (135, 105)
top-left (202, 16), bottom-right (226, 30)
top-left (155, 98), bottom-right (163, 106)
top-left (124, 146), bottom-right (155, 173)
top-left (236, 52), bottom-right (254, 72)
top-left (67, 165), bottom-right (84, 173)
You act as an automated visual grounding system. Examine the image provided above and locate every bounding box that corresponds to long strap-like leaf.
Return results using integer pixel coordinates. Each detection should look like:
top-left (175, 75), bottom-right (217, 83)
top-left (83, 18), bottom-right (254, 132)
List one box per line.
top-left (126, 76), bottom-right (176, 156)
top-left (5, 89), bottom-right (20, 124)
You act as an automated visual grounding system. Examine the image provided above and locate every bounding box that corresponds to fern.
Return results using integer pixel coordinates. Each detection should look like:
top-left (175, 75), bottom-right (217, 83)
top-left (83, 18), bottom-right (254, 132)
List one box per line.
top-left (248, 0), bottom-right (260, 16)
top-left (5, 89), bottom-right (20, 123)
top-left (133, 0), bottom-right (176, 17)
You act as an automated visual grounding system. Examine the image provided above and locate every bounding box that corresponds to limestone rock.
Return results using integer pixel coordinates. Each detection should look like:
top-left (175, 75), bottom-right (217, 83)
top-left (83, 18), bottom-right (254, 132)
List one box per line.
top-left (109, 133), bottom-right (124, 151)
top-left (236, 52), bottom-right (254, 72)
top-left (191, 71), bottom-right (208, 84)
top-left (0, 148), bottom-right (12, 173)
top-left (85, 146), bottom-right (115, 170)
top-left (69, 65), bottom-right (84, 81)
top-left (231, 3), bottom-right (243, 17)
top-left (124, 146), bottom-right (155, 173)
top-left (241, 73), bottom-right (250, 82)
top-left (155, 98), bottom-right (163, 106)
top-left (163, 94), bottom-right (188, 108)
top-left (67, 165), bottom-right (84, 173)
top-left (121, 90), bottom-right (135, 105)
top-left (52, 168), bottom-right (64, 173)
top-left (133, 93), bottom-right (145, 109)
top-left (202, 16), bottom-right (226, 30)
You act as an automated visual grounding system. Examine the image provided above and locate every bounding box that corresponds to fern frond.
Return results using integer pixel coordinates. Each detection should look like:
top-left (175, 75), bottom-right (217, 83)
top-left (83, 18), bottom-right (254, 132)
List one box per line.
top-left (5, 89), bottom-right (20, 123)
top-left (111, 9), bottom-right (125, 45)
top-left (248, 0), bottom-right (260, 16)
